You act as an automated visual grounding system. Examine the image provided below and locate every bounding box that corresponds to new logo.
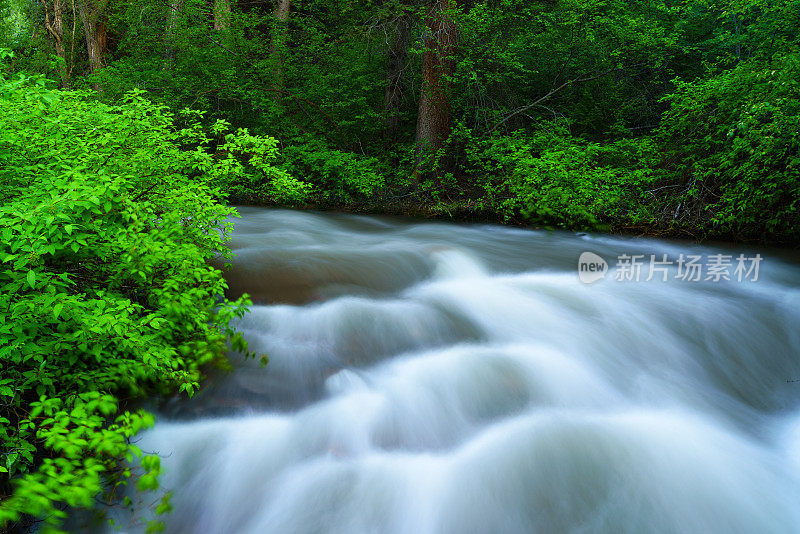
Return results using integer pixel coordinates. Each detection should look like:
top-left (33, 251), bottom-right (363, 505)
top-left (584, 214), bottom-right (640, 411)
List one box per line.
top-left (578, 252), bottom-right (608, 284)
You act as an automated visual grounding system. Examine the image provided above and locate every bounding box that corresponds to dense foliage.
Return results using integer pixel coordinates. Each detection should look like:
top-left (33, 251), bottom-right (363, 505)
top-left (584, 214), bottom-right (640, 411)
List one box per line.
top-left (0, 66), bottom-right (299, 530)
top-left (5, 0), bottom-right (798, 242)
top-left (659, 54), bottom-right (800, 239)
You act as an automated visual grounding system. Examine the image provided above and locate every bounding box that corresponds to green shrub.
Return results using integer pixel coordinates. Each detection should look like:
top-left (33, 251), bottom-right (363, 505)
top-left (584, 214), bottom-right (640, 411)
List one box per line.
top-left (659, 53), bottom-right (800, 241)
top-left (0, 73), bottom-right (253, 531)
top-left (205, 119), bottom-right (313, 206)
top-left (469, 126), bottom-right (660, 230)
top-left (280, 137), bottom-right (387, 204)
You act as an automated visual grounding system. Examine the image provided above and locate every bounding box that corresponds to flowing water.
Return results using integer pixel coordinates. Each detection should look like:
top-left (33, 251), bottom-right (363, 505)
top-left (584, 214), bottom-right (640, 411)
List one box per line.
top-left (120, 208), bottom-right (800, 533)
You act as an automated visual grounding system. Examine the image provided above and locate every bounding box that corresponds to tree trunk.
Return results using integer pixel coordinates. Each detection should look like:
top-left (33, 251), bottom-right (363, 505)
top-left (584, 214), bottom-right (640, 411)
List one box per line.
top-left (164, 0), bottom-right (183, 70)
top-left (383, 15), bottom-right (412, 144)
top-left (80, 0), bottom-right (108, 89)
top-left (274, 0), bottom-right (291, 25)
top-left (213, 0), bottom-right (231, 32)
top-left (269, 0), bottom-right (291, 92)
top-left (42, 0), bottom-right (70, 88)
top-left (414, 0), bottom-right (458, 175)
top-left (82, 17), bottom-right (104, 72)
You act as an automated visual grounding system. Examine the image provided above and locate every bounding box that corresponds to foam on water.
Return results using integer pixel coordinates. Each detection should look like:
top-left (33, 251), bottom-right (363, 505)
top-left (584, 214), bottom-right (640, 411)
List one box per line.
top-left (107, 209), bottom-right (800, 533)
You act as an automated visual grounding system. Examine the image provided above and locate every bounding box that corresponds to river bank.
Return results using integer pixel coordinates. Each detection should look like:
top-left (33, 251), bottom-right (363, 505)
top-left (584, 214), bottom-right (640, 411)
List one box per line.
top-left (231, 197), bottom-right (800, 252)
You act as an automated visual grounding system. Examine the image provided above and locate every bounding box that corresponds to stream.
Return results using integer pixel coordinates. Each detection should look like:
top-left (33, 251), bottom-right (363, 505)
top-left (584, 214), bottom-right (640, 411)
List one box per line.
top-left (118, 207), bottom-right (800, 533)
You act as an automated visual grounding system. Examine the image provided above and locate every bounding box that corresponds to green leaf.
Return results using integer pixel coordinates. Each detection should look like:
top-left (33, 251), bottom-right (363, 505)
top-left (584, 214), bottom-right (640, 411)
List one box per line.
top-left (53, 303), bottom-right (64, 320)
top-left (27, 270), bottom-right (36, 289)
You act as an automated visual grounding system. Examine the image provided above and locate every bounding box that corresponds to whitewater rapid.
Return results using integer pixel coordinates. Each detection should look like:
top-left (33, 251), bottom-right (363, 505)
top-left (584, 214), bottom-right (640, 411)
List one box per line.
top-left (113, 208), bottom-right (800, 533)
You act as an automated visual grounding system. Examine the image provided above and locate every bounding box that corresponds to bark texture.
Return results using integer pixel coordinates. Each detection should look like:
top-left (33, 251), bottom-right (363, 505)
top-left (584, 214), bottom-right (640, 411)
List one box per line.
top-left (80, 0), bottom-right (108, 88)
top-left (164, 0), bottom-right (183, 70)
top-left (269, 0), bottom-right (291, 90)
top-left (213, 0), bottom-right (232, 32)
top-left (42, 0), bottom-right (70, 88)
top-left (414, 0), bottom-right (458, 173)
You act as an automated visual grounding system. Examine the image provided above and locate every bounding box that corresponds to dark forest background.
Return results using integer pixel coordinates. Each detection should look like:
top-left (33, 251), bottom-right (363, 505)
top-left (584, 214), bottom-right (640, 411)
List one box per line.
top-left (4, 0), bottom-right (799, 242)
